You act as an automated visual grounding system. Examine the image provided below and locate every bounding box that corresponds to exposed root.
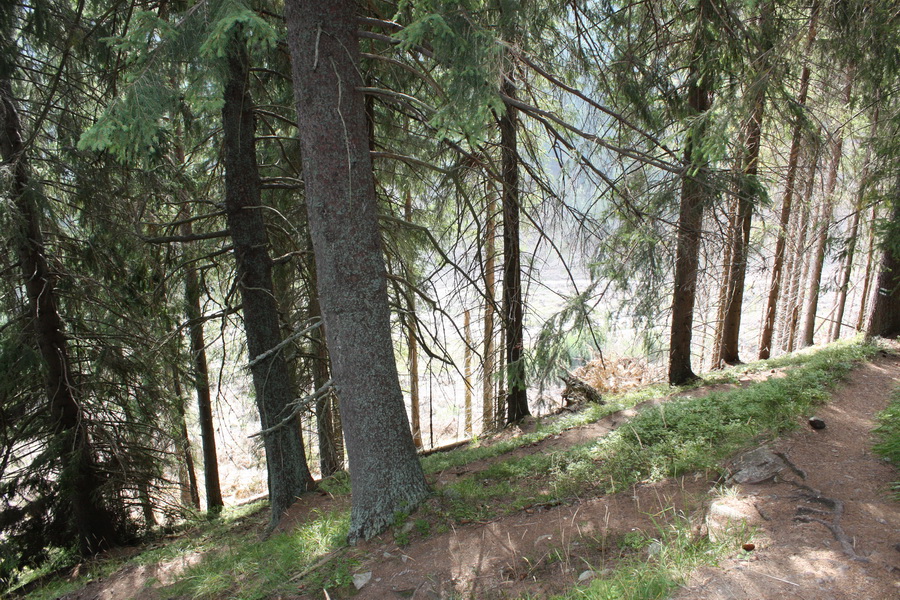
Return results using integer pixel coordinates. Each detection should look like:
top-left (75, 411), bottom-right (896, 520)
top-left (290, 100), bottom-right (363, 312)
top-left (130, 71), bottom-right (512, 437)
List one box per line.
top-left (785, 480), bottom-right (869, 563)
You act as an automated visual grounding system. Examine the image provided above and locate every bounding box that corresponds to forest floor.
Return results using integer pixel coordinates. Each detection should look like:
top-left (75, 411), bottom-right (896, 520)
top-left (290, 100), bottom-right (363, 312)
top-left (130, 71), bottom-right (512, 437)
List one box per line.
top-left (19, 341), bottom-right (900, 600)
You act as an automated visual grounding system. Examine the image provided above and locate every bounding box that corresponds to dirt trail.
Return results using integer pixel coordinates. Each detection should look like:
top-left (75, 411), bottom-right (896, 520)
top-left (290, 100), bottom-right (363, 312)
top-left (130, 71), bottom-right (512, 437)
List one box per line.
top-left (670, 351), bottom-right (900, 600)
top-left (318, 351), bottom-right (900, 599)
top-left (52, 349), bottom-right (900, 600)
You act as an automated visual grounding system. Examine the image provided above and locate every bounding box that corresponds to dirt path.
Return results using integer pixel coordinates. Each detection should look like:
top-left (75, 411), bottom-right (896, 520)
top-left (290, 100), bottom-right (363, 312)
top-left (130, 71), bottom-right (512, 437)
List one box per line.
top-left (51, 349), bottom-right (900, 600)
top-left (670, 351), bottom-right (900, 600)
top-left (316, 351), bottom-right (900, 599)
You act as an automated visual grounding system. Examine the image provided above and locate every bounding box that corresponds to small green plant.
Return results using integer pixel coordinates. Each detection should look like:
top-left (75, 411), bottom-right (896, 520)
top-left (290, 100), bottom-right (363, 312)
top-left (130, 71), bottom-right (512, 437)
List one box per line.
top-left (873, 386), bottom-right (900, 497)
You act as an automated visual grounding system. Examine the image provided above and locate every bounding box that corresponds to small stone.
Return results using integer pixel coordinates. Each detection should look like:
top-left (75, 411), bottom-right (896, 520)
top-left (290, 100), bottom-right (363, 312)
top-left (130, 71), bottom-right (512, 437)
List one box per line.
top-left (808, 416), bottom-right (826, 430)
top-left (647, 540), bottom-right (663, 556)
top-left (383, 551), bottom-right (394, 558)
top-left (352, 572), bottom-right (372, 590)
top-left (578, 570), bottom-right (595, 582)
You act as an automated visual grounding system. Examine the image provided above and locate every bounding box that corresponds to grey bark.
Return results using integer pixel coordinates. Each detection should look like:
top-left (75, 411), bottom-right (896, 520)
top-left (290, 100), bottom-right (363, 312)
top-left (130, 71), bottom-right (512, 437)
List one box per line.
top-left (284, 0), bottom-right (429, 543)
top-left (222, 34), bottom-right (313, 528)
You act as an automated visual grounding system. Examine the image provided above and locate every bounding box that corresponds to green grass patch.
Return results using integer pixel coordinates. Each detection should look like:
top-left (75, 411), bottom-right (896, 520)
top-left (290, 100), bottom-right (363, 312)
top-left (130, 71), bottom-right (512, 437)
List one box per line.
top-left (550, 509), bottom-right (749, 600)
top-left (873, 386), bottom-right (900, 498)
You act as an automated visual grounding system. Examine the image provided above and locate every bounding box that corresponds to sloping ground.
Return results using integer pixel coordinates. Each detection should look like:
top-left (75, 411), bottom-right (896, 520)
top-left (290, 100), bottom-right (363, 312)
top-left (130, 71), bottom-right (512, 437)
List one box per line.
top-left (20, 343), bottom-right (900, 600)
top-left (670, 353), bottom-right (900, 600)
top-left (303, 351), bottom-right (900, 599)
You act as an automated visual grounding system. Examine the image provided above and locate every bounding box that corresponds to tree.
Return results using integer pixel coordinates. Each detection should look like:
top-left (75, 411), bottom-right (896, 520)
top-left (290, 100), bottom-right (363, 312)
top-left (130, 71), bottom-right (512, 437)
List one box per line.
top-left (668, 0), bottom-right (714, 385)
top-left (0, 78), bottom-right (119, 554)
top-left (758, 2), bottom-right (818, 359)
top-left (499, 10), bottom-right (530, 422)
top-left (718, 0), bottom-right (774, 366)
top-left (221, 32), bottom-right (313, 527)
top-left (284, 0), bottom-right (429, 543)
top-left (866, 195), bottom-right (900, 337)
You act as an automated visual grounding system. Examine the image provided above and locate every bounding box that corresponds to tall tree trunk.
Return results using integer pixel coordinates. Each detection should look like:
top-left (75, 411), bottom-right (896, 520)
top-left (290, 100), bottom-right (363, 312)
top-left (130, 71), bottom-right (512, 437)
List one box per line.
top-left (182, 230), bottom-right (224, 513)
top-left (831, 103), bottom-right (879, 341)
top-left (712, 198), bottom-right (736, 368)
top-left (306, 254), bottom-right (343, 477)
top-left (668, 0), bottom-right (713, 384)
top-left (222, 34), bottom-right (313, 527)
top-left (785, 155), bottom-right (818, 352)
top-left (404, 193), bottom-right (423, 449)
top-left (172, 367), bottom-right (201, 510)
top-left (464, 309), bottom-right (473, 436)
top-left (759, 5), bottom-right (818, 359)
top-left (802, 69), bottom-right (850, 347)
top-left (1, 80), bottom-right (118, 554)
top-left (482, 194), bottom-right (497, 432)
top-left (285, 0), bottom-right (429, 543)
top-left (866, 192), bottom-right (900, 338)
top-left (500, 75), bottom-right (530, 423)
top-left (856, 204), bottom-right (879, 331)
top-left (718, 1), bottom-right (772, 366)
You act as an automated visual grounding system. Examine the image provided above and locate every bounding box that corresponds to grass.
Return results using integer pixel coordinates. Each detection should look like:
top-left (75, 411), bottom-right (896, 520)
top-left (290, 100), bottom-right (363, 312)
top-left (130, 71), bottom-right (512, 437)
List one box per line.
top-left (12, 337), bottom-right (882, 600)
top-left (548, 508), bottom-right (752, 600)
top-left (429, 339), bottom-right (879, 521)
top-left (873, 385), bottom-right (900, 498)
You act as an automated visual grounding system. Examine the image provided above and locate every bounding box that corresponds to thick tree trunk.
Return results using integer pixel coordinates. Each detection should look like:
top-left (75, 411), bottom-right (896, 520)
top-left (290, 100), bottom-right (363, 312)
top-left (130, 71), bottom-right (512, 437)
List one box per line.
top-left (285, 0), bottom-right (429, 544)
top-left (500, 78), bottom-right (530, 423)
top-left (866, 194), bottom-right (900, 338)
top-left (182, 231), bottom-right (224, 513)
top-left (1, 80), bottom-right (118, 554)
top-left (222, 35), bottom-right (313, 527)
top-left (668, 70), bottom-right (710, 384)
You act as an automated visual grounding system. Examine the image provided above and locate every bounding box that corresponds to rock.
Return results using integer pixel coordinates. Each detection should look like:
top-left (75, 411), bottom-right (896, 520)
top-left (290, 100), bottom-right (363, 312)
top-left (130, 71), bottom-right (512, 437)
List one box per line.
top-left (727, 447), bottom-right (786, 484)
top-left (808, 416), bottom-right (826, 430)
top-left (647, 540), bottom-right (663, 556)
top-left (706, 498), bottom-right (754, 542)
top-left (578, 570), bottom-right (595, 582)
top-left (352, 571), bottom-right (372, 590)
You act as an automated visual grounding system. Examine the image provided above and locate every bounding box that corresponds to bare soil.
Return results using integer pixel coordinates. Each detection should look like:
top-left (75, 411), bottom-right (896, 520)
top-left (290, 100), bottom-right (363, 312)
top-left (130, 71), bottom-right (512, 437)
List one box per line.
top-left (53, 347), bottom-right (900, 600)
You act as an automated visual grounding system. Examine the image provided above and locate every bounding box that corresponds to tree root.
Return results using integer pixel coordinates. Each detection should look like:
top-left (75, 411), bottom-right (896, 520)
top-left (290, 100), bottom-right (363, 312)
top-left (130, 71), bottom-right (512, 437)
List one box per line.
top-left (786, 480), bottom-right (869, 563)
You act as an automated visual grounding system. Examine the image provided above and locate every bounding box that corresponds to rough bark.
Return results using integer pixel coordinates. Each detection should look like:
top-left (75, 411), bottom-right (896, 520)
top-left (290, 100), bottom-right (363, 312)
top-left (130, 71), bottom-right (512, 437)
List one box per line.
top-left (759, 6), bottom-right (817, 359)
top-left (718, 1), bottom-right (772, 366)
top-left (668, 12), bottom-right (711, 385)
top-left (500, 74), bottom-right (530, 423)
top-left (285, 0), bottom-right (429, 544)
top-left (866, 196), bottom-right (900, 338)
top-left (1, 79), bottom-right (118, 554)
top-left (222, 35), bottom-right (313, 527)
top-left (182, 228), bottom-right (224, 513)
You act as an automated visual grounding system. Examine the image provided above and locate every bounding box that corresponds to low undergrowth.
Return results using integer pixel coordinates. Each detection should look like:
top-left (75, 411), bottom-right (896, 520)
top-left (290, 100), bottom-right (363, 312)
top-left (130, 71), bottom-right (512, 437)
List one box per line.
top-left (11, 338), bottom-right (882, 600)
top-left (873, 385), bottom-right (900, 498)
